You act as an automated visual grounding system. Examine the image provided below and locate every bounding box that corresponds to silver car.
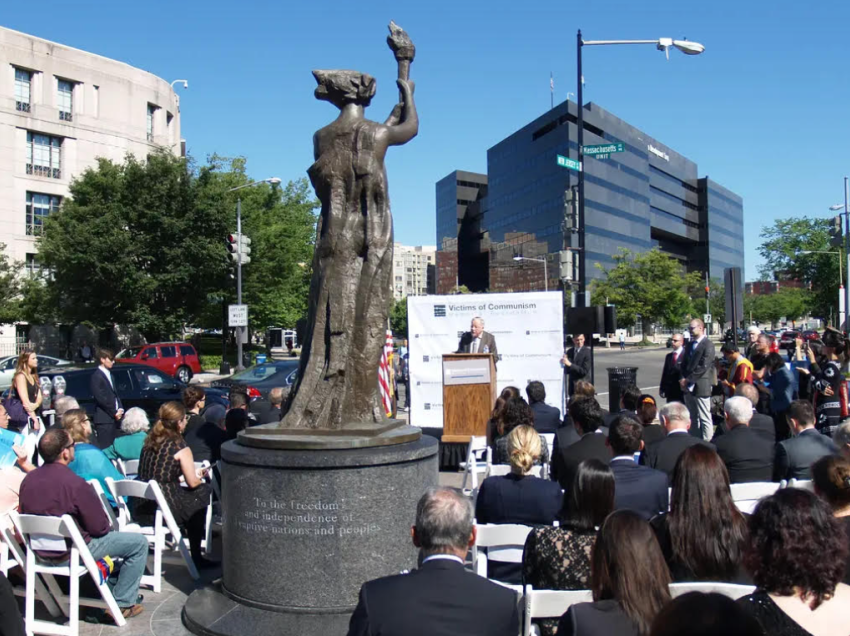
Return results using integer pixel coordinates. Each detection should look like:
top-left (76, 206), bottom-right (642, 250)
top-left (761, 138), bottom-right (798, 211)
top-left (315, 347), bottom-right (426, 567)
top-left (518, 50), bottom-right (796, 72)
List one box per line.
top-left (0, 354), bottom-right (73, 390)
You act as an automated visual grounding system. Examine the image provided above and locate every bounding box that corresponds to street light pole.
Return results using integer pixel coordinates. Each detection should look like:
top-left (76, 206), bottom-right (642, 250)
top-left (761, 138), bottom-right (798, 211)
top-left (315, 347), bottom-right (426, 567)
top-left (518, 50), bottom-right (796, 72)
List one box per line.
top-left (844, 176), bottom-right (849, 331)
top-left (576, 30), bottom-right (586, 307)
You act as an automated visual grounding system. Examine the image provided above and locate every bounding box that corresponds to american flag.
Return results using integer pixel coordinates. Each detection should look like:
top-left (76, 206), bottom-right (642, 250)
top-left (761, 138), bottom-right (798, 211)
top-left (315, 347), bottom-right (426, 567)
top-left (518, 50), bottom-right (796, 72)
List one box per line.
top-left (379, 330), bottom-right (394, 416)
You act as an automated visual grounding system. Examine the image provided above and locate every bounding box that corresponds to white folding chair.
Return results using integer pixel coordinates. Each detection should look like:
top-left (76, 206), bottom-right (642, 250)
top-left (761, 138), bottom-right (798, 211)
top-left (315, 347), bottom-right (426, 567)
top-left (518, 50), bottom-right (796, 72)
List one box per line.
top-left (729, 481), bottom-right (780, 514)
top-left (11, 512), bottom-right (127, 635)
top-left (787, 478), bottom-right (815, 492)
top-left (0, 517), bottom-right (63, 618)
top-left (115, 459), bottom-right (139, 479)
top-left (86, 480), bottom-right (119, 531)
top-left (472, 523), bottom-right (534, 581)
top-left (105, 478), bottom-right (199, 592)
top-left (523, 586), bottom-right (593, 636)
top-left (461, 436), bottom-right (492, 495)
top-left (669, 582), bottom-right (755, 599)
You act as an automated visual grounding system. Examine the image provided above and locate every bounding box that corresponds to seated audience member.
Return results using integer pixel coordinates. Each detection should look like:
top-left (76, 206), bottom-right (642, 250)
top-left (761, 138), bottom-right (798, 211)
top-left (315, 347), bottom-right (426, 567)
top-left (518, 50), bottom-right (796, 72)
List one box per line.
top-left (773, 400), bottom-right (838, 482)
top-left (51, 395), bottom-right (80, 429)
top-left (138, 402), bottom-right (214, 569)
top-left (486, 386), bottom-right (521, 445)
top-left (551, 398), bottom-right (610, 493)
top-left (265, 387), bottom-right (285, 423)
top-left (19, 429), bottom-right (147, 621)
top-left (811, 455), bottom-right (850, 584)
top-left (650, 592), bottom-right (763, 636)
top-left (0, 572), bottom-right (25, 636)
top-left (346, 487), bottom-right (519, 636)
top-left (557, 511), bottom-right (671, 636)
top-left (527, 381), bottom-right (561, 435)
top-left (185, 404), bottom-right (228, 462)
top-left (833, 420), bottom-right (850, 460)
top-left (608, 415), bottom-right (668, 520)
top-left (605, 384), bottom-right (642, 427)
top-left (738, 489), bottom-right (850, 634)
top-left (225, 408), bottom-right (250, 442)
top-left (713, 396), bottom-right (774, 483)
top-left (523, 459), bottom-right (615, 636)
top-left (572, 381), bottom-right (610, 422)
top-left (762, 352), bottom-right (795, 440)
top-left (492, 398), bottom-right (549, 466)
top-left (637, 395), bottom-right (664, 446)
top-left (103, 407), bottom-right (149, 461)
top-left (651, 445), bottom-right (750, 583)
top-left (182, 385), bottom-right (207, 444)
top-left (641, 402), bottom-right (713, 479)
top-left (730, 383), bottom-right (776, 443)
top-left (228, 389), bottom-right (257, 423)
top-left (63, 408), bottom-right (124, 504)
top-left (0, 404), bottom-right (35, 521)
top-left (476, 425), bottom-right (561, 584)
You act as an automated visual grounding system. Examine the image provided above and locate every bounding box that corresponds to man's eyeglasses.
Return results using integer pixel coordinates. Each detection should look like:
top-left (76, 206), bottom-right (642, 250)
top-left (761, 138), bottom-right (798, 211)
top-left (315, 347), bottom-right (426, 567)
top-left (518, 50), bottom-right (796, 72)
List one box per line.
top-left (64, 441), bottom-right (76, 451)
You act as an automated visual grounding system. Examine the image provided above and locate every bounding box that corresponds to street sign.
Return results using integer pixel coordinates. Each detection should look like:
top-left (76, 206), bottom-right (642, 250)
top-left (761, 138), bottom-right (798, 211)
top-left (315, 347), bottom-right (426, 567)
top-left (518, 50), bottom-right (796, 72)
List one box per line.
top-left (703, 313), bottom-right (712, 325)
top-left (556, 155), bottom-right (582, 172)
top-left (228, 304), bottom-right (248, 327)
top-left (582, 142), bottom-right (624, 156)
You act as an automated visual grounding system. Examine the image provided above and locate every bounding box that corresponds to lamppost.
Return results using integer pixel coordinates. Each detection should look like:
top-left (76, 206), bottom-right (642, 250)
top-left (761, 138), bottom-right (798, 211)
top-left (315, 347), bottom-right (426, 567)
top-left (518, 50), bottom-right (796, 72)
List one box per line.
top-left (227, 178), bottom-right (281, 370)
top-left (829, 176), bottom-right (850, 330)
top-left (513, 255), bottom-right (549, 291)
top-left (575, 32), bottom-right (705, 306)
top-left (800, 250), bottom-right (844, 327)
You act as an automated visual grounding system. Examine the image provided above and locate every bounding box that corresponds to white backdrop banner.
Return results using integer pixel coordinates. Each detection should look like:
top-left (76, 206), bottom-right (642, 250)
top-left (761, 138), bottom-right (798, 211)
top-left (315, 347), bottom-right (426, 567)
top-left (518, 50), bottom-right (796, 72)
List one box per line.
top-left (407, 292), bottom-right (564, 430)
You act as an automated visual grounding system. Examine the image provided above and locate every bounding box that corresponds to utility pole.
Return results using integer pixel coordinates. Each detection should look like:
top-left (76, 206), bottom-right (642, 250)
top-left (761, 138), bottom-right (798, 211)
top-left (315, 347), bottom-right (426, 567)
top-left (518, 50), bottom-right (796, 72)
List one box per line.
top-left (576, 30), bottom-right (586, 307)
top-left (236, 198), bottom-right (244, 370)
top-left (844, 176), bottom-right (849, 332)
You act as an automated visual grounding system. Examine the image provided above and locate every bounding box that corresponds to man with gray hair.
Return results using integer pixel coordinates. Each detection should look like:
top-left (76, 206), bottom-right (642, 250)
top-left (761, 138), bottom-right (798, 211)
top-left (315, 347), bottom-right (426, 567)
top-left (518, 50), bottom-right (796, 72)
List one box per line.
top-left (346, 487), bottom-right (519, 636)
top-left (714, 396), bottom-right (774, 483)
top-left (456, 317), bottom-right (498, 359)
top-left (52, 396), bottom-right (80, 429)
top-left (834, 420), bottom-right (850, 460)
top-left (640, 402), bottom-right (714, 480)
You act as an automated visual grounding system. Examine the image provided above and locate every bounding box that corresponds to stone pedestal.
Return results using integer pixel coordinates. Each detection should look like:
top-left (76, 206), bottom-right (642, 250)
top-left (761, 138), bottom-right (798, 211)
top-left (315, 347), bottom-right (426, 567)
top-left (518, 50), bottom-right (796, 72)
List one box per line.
top-left (183, 423), bottom-right (438, 636)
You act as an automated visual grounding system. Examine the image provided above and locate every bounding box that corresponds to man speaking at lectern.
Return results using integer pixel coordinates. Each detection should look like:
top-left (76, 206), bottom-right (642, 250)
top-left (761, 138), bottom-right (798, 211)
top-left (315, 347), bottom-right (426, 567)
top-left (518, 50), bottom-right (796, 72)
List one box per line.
top-left (456, 317), bottom-right (498, 358)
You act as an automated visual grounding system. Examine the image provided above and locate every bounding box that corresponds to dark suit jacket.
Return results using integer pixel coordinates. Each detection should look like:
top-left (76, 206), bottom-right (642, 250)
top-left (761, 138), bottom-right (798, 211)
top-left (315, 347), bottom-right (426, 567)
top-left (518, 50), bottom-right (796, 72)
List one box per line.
top-left (660, 350), bottom-right (684, 401)
top-left (641, 431), bottom-right (715, 480)
top-left (557, 600), bottom-right (638, 636)
top-left (773, 428), bottom-right (838, 481)
top-left (610, 458), bottom-right (669, 520)
top-left (530, 401), bottom-right (561, 435)
top-left (346, 558), bottom-right (519, 636)
top-left (90, 367), bottom-right (123, 425)
top-left (551, 431), bottom-right (611, 493)
top-left (641, 424), bottom-right (665, 447)
top-left (749, 412), bottom-right (776, 443)
top-left (681, 337), bottom-right (716, 398)
top-left (714, 425), bottom-right (775, 483)
top-left (456, 331), bottom-right (498, 358)
top-left (566, 346), bottom-right (592, 395)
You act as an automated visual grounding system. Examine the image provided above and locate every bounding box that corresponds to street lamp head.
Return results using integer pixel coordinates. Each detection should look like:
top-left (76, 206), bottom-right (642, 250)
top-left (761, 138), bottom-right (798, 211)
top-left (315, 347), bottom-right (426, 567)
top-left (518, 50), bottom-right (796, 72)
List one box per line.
top-left (171, 79), bottom-right (189, 89)
top-left (673, 39), bottom-right (705, 55)
top-left (267, 178), bottom-right (282, 185)
top-left (829, 204), bottom-right (843, 211)
top-left (513, 256), bottom-right (523, 262)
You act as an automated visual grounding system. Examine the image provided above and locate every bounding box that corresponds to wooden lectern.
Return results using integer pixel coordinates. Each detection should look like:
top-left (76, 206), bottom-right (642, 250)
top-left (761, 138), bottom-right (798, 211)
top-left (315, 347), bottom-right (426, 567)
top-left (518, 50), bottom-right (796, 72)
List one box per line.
top-left (441, 353), bottom-right (497, 443)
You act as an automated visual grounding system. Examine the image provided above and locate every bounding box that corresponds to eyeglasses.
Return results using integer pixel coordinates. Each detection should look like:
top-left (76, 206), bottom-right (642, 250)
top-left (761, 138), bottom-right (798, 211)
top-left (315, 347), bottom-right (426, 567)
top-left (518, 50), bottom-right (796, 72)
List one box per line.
top-left (64, 441), bottom-right (76, 451)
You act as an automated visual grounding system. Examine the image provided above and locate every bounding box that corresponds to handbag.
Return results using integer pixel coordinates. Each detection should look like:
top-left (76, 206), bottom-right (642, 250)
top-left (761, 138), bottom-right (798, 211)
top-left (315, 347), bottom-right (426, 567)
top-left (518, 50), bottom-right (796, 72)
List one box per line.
top-left (2, 385), bottom-right (29, 432)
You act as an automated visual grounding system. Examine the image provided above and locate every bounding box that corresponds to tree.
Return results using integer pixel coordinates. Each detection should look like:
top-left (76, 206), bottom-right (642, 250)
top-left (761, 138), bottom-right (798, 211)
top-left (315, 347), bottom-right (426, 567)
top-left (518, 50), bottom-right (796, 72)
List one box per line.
top-left (390, 297), bottom-right (408, 337)
top-left (757, 217), bottom-right (836, 320)
top-left (0, 244), bottom-right (21, 324)
top-left (590, 248), bottom-right (702, 332)
top-left (743, 288), bottom-right (810, 328)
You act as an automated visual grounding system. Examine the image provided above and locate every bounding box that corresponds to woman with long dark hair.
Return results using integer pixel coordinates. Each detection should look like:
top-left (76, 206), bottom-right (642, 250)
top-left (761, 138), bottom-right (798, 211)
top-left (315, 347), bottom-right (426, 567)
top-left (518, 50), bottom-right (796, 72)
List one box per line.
top-left (812, 455), bottom-right (850, 584)
top-left (738, 488), bottom-right (849, 634)
top-left (491, 397), bottom-right (549, 466)
top-left (651, 444), bottom-right (749, 582)
top-left (523, 459), bottom-right (615, 636)
top-left (10, 350), bottom-right (42, 432)
top-left (557, 510), bottom-right (672, 636)
top-left (486, 386), bottom-right (520, 445)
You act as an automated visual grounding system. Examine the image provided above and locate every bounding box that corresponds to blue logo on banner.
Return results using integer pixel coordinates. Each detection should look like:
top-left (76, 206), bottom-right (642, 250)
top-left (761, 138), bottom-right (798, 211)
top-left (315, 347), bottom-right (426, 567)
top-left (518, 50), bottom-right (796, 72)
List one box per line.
top-left (433, 305), bottom-right (446, 317)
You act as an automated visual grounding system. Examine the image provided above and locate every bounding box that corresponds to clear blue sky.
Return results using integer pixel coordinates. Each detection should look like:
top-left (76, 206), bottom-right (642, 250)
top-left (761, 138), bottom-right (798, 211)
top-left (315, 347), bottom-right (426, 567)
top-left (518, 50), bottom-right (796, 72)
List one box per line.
top-left (5, 0), bottom-right (850, 281)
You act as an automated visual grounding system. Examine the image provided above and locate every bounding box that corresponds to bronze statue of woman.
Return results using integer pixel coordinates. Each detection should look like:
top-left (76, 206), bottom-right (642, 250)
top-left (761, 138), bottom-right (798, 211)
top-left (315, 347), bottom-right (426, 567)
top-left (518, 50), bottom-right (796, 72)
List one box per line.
top-left (282, 24), bottom-right (418, 430)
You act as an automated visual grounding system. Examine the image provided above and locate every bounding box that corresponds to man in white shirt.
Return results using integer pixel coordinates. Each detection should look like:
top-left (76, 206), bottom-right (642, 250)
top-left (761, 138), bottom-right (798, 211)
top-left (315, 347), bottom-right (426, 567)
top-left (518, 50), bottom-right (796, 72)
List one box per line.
top-left (456, 317), bottom-right (498, 358)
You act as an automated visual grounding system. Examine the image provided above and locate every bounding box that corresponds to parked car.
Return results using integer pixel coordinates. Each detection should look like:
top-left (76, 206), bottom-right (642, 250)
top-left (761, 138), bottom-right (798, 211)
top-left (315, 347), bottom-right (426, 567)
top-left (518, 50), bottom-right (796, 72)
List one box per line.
top-left (210, 360), bottom-right (299, 400)
top-left (116, 342), bottom-right (202, 384)
top-left (779, 330), bottom-right (800, 351)
top-left (802, 330), bottom-right (820, 342)
top-left (37, 363), bottom-right (228, 422)
top-left (0, 354), bottom-right (72, 390)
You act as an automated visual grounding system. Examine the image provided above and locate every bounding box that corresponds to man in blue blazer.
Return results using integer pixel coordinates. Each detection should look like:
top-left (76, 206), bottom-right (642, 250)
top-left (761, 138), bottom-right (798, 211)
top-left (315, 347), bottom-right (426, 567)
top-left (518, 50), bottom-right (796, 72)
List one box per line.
top-left (608, 415), bottom-right (668, 520)
top-left (526, 381), bottom-right (561, 435)
top-left (774, 400), bottom-right (838, 481)
top-left (90, 348), bottom-right (124, 449)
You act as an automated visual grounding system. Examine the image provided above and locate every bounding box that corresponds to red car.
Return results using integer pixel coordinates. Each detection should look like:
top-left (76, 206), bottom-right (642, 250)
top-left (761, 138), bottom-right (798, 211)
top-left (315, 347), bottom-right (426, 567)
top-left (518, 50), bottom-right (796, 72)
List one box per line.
top-left (802, 330), bottom-right (820, 341)
top-left (116, 342), bottom-right (202, 384)
top-left (779, 330), bottom-right (800, 351)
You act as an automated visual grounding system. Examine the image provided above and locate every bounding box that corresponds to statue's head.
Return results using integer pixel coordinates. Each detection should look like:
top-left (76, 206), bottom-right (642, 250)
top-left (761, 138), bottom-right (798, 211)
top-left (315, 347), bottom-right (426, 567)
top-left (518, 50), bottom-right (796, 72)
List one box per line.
top-left (312, 70), bottom-right (376, 108)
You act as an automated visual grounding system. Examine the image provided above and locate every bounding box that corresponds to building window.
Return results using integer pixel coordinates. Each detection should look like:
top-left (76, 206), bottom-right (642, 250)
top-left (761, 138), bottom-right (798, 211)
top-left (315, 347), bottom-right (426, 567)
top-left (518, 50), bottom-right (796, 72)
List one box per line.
top-left (147, 104), bottom-right (156, 142)
top-left (26, 132), bottom-right (62, 179)
top-left (166, 111), bottom-right (174, 139)
top-left (15, 68), bottom-right (32, 112)
top-left (26, 192), bottom-right (61, 236)
top-left (25, 254), bottom-right (41, 277)
top-left (92, 85), bottom-right (100, 117)
top-left (57, 80), bottom-right (74, 121)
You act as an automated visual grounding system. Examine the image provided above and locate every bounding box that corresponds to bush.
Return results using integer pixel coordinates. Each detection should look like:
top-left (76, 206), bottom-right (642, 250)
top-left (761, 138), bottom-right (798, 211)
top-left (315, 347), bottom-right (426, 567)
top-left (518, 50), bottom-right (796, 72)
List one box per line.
top-left (200, 355), bottom-right (223, 371)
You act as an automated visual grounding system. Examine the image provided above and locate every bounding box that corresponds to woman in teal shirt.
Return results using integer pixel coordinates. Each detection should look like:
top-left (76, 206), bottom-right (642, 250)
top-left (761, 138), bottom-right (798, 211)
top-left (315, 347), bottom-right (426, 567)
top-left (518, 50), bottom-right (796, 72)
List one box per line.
top-left (62, 408), bottom-right (124, 505)
top-left (103, 407), bottom-right (149, 462)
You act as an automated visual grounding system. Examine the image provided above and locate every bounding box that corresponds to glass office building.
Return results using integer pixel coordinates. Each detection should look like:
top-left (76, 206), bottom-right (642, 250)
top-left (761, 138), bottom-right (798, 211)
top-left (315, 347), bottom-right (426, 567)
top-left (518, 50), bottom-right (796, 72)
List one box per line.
top-left (435, 101), bottom-right (744, 293)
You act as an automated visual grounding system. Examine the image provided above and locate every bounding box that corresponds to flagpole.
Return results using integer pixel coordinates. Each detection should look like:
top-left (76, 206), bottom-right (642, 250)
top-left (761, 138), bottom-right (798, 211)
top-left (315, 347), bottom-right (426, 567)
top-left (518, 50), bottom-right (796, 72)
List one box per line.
top-left (550, 72), bottom-right (554, 110)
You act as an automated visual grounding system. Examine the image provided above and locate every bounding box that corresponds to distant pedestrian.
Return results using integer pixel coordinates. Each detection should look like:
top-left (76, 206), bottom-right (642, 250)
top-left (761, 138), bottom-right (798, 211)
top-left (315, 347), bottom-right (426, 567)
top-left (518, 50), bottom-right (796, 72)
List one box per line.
top-left (618, 331), bottom-right (626, 351)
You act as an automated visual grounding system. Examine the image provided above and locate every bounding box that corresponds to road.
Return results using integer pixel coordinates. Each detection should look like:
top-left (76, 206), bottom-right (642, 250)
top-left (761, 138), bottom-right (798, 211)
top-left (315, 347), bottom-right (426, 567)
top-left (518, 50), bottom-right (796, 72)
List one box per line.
top-left (586, 345), bottom-right (670, 411)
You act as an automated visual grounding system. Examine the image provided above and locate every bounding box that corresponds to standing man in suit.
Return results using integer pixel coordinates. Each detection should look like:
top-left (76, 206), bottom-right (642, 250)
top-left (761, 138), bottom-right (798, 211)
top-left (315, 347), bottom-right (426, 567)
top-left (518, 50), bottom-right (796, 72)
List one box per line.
top-left (607, 415), bottom-right (669, 520)
top-left (550, 397), bottom-right (610, 492)
top-left (90, 348), bottom-right (124, 449)
top-left (346, 487), bottom-right (519, 636)
top-left (563, 333), bottom-right (592, 399)
top-left (456, 317), bottom-right (497, 358)
top-left (679, 319), bottom-right (716, 441)
top-left (660, 333), bottom-right (685, 403)
top-left (714, 396), bottom-right (774, 483)
top-left (641, 402), bottom-right (713, 480)
top-left (773, 400), bottom-right (838, 481)
top-left (526, 381), bottom-right (561, 435)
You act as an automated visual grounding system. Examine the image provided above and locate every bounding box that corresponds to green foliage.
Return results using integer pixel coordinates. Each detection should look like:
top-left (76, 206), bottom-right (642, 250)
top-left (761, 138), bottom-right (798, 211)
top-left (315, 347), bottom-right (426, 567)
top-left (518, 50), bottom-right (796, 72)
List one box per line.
top-left (390, 297), bottom-right (408, 337)
top-left (590, 248), bottom-right (702, 331)
top-left (744, 288), bottom-right (810, 328)
top-left (757, 217), bottom-right (837, 320)
top-left (0, 244), bottom-right (21, 324)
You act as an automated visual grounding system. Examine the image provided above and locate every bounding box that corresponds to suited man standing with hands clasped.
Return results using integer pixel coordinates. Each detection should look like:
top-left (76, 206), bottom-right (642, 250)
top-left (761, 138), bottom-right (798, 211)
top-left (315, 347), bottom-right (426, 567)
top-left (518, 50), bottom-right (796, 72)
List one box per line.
top-left (679, 319), bottom-right (715, 441)
top-left (659, 333), bottom-right (684, 403)
top-left (90, 348), bottom-right (124, 450)
top-left (456, 317), bottom-right (497, 358)
top-left (563, 334), bottom-right (592, 399)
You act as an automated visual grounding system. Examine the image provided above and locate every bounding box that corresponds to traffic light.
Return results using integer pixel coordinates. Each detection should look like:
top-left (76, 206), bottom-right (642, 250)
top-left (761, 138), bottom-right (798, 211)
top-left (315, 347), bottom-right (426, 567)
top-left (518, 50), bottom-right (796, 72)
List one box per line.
top-left (226, 233), bottom-right (252, 264)
top-left (829, 215), bottom-right (843, 248)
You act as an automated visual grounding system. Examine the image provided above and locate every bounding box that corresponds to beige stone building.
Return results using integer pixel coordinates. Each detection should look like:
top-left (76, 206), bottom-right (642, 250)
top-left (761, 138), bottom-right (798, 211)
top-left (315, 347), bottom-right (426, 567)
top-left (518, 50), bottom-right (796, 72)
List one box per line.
top-left (392, 243), bottom-right (436, 301)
